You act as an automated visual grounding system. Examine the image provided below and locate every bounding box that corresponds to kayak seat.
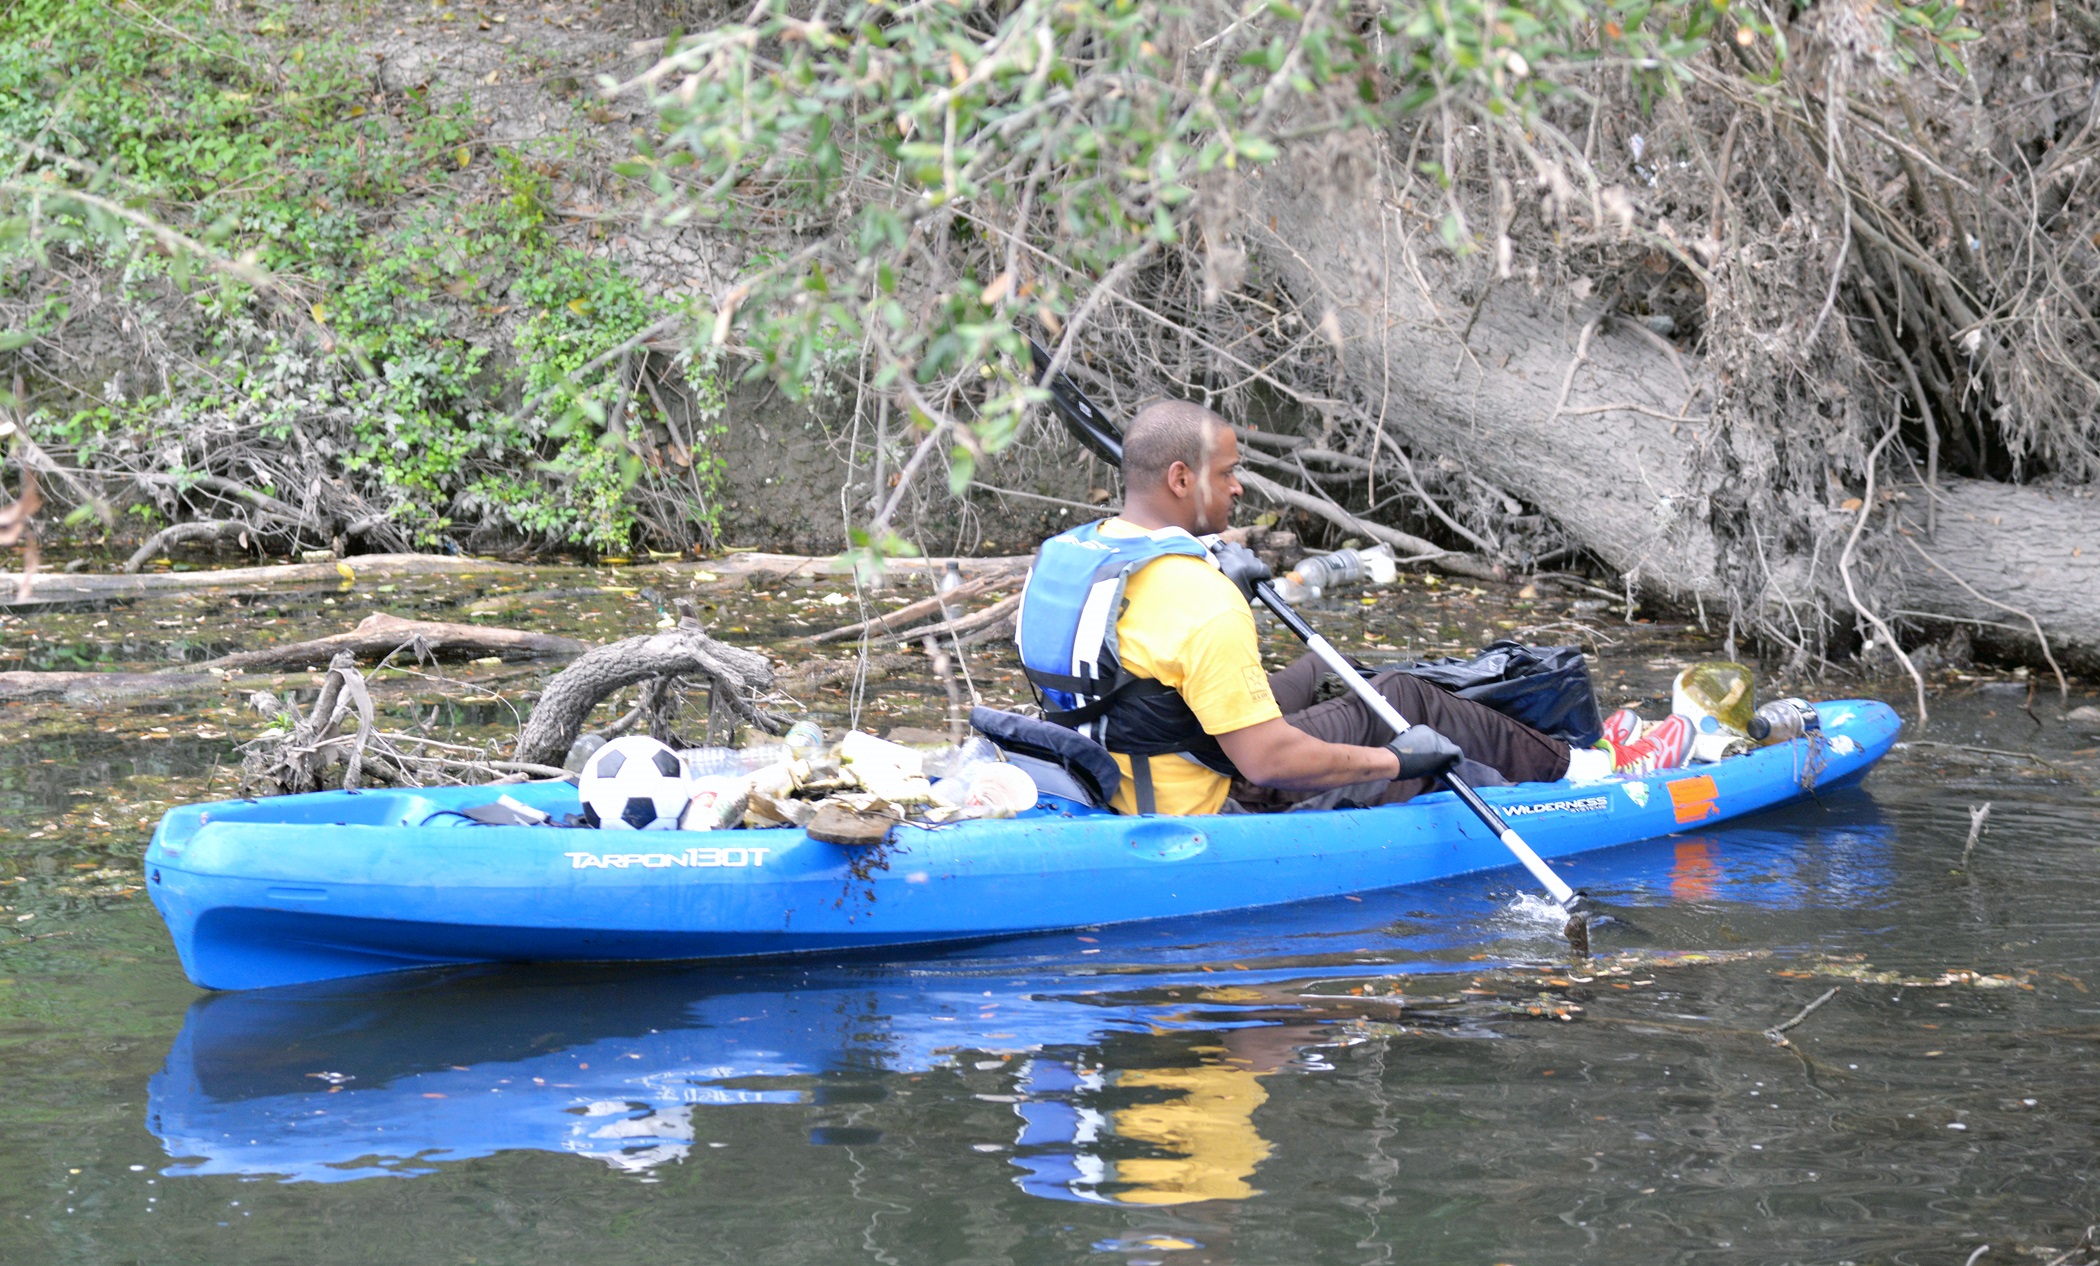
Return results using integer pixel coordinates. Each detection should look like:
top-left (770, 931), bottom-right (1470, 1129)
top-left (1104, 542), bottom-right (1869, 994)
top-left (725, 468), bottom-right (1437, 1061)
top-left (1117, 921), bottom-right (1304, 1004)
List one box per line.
top-left (969, 707), bottom-right (1121, 810)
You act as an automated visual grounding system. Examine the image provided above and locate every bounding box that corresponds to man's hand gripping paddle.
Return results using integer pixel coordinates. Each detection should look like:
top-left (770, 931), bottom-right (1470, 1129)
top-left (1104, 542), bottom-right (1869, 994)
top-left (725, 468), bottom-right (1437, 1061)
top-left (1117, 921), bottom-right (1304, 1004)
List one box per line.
top-left (1025, 337), bottom-right (1596, 953)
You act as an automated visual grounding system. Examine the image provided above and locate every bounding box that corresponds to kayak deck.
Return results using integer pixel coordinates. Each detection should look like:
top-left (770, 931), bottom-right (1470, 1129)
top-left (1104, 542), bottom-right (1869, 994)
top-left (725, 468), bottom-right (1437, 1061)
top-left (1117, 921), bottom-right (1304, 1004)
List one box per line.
top-left (144, 700), bottom-right (1901, 991)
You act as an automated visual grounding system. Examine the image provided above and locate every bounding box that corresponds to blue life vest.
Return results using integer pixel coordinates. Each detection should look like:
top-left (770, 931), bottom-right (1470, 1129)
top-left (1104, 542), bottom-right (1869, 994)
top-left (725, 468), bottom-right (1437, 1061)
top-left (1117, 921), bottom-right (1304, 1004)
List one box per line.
top-left (1014, 522), bottom-right (1239, 811)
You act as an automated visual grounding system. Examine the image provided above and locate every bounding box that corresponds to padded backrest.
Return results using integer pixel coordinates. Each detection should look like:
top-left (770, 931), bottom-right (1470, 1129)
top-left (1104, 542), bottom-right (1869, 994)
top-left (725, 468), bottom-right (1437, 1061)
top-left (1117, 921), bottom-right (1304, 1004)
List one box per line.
top-left (968, 707), bottom-right (1121, 808)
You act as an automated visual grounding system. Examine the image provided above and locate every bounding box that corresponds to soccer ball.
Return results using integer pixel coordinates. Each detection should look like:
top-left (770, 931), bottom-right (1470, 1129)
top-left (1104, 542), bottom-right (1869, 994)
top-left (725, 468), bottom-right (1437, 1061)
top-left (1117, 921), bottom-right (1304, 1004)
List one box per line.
top-left (579, 736), bottom-right (692, 830)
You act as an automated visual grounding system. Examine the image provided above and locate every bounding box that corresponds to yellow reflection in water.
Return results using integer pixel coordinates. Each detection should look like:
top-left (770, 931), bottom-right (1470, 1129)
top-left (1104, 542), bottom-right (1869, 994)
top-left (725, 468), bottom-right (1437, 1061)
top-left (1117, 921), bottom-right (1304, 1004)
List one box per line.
top-left (1110, 1060), bottom-right (1271, 1204)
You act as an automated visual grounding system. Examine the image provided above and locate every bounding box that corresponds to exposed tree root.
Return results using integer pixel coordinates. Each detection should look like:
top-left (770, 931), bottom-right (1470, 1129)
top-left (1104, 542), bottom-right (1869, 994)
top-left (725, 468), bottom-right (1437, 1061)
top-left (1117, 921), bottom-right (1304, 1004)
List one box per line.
top-left (123, 519), bottom-right (256, 573)
top-left (513, 615), bottom-right (784, 768)
top-left (240, 653), bottom-right (572, 795)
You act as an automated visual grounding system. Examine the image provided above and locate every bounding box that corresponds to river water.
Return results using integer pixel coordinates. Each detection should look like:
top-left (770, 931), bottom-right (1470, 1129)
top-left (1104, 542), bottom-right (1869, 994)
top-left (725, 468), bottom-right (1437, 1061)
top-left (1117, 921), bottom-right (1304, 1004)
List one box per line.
top-left (0, 562), bottom-right (2095, 1265)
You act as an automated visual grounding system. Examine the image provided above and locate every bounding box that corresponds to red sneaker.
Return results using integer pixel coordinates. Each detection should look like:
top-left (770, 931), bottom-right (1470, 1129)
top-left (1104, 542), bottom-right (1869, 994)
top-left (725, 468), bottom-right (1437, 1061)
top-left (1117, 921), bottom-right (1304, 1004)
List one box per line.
top-left (1607, 713), bottom-right (1694, 775)
top-left (1599, 709), bottom-right (1643, 748)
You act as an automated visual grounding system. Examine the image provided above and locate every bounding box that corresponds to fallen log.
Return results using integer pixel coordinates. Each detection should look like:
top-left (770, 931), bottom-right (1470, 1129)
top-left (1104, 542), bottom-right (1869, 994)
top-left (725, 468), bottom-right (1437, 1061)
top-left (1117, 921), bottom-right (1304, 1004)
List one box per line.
top-left (192, 613), bottom-right (589, 673)
top-left (866, 592), bottom-right (1023, 645)
top-left (0, 553), bottom-right (524, 609)
top-left (1250, 139), bottom-right (2100, 673)
top-left (803, 571), bottom-right (1020, 643)
top-left (676, 552), bottom-right (1033, 583)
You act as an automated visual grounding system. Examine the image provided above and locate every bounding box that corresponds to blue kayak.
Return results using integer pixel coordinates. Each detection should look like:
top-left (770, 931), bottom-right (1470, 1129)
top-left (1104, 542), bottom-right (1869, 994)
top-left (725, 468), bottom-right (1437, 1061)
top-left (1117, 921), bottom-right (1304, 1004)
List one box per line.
top-left (143, 700), bottom-right (1900, 991)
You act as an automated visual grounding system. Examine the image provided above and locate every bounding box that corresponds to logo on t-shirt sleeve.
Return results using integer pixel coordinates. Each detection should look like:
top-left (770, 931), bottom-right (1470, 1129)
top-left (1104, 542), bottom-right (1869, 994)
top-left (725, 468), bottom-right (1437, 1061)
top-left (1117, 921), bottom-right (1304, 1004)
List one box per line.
top-left (1242, 665), bottom-right (1274, 704)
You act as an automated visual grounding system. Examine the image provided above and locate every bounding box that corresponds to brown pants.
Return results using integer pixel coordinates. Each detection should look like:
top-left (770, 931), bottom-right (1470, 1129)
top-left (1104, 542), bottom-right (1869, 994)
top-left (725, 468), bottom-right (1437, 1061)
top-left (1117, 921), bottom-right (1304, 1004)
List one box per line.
top-left (1233, 653), bottom-right (1572, 808)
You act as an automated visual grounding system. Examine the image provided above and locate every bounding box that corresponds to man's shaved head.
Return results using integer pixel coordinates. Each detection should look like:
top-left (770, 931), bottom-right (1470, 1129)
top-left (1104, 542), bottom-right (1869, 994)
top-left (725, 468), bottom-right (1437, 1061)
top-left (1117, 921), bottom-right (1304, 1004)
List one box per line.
top-left (1124, 400), bottom-right (1229, 490)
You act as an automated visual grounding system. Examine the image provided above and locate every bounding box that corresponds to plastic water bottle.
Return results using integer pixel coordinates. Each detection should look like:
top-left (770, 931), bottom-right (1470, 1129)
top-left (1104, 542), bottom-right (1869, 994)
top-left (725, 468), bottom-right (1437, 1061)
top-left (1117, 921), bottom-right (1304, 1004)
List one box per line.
top-left (926, 736), bottom-right (1001, 805)
top-left (734, 742), bottom-right (792, 771)
top-left (937, 560), bottom-right (965, 622)
top-left (1746, 698), bottom-right (1819, 743)
top-left (783, 719), bottom-right (826, 759)
top-left (1280, 544), bottom-right (1398, 599)
top-left (680, 747), bottom-right (745, 778)
top-left (926, 735), bottom-right (1000, 781)
top-left (562, 733), bottom-right (606, 774)
top-left (689, 740), bottom-right (810, 777)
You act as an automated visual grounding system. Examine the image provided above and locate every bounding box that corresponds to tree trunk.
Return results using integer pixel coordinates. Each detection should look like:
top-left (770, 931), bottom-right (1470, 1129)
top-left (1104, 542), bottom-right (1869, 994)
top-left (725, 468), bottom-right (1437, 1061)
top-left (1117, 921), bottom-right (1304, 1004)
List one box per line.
top-left (1896, 481), bottom-right (2100, 673)
top-left (1246, 145), bottom-right (2100, 674)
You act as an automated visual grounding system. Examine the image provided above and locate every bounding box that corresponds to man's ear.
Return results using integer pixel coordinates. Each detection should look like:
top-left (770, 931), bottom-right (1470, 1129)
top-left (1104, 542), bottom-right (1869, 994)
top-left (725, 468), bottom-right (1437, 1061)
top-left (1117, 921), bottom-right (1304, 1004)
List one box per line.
top-left (1163, 460), bottom-right (1196, 497)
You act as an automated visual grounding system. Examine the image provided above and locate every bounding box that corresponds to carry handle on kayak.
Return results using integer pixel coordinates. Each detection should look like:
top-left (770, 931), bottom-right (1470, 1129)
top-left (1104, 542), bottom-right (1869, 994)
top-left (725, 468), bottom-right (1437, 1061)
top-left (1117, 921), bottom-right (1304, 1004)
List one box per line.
top-left (1025, 336), bottom-right (1594, 943)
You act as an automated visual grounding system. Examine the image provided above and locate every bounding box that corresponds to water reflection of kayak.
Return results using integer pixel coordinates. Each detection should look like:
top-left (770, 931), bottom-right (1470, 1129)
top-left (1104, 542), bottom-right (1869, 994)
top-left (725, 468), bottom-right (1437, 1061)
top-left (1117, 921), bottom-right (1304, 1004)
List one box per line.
top-left (146, 960), bottom-right (1285, 1187)
top-left (142, 701), bottom-right (1899, 992)
top-left (146, 804), bottom-right (1895, 1195)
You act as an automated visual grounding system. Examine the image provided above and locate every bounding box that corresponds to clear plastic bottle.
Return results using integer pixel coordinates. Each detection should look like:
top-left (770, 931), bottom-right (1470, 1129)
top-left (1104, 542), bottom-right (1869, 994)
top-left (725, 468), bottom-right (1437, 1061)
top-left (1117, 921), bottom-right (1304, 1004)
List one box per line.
top-left (562, 733), bottom-right (606, 774)
top-left (687, 742), bottom-right (805, 777)
top-left (783, 719), bottom-right (827, 759)
top-left (733, 743), bottom-right (792, 771)
top-left (1746, 698), bottom-right (1820, 743)
top-left (680, 747), bottom-right (745, 778)
top-left (1280, 544), bottom-right (1398, 599)
top-left (925, 735), bottom-right (1000, 781)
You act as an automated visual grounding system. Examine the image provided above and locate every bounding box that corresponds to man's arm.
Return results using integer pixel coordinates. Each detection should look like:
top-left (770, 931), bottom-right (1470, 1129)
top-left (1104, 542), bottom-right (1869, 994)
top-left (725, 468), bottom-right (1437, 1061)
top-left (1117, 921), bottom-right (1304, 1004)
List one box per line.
top-left (1215, 717), bottom-right (1399, 791)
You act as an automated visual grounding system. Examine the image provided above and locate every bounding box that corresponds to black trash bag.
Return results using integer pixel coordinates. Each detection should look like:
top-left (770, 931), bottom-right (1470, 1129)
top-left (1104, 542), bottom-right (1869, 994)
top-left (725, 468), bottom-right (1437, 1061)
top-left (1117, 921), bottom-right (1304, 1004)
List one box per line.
top-left (1386, 640), bottom-right (1604, 749)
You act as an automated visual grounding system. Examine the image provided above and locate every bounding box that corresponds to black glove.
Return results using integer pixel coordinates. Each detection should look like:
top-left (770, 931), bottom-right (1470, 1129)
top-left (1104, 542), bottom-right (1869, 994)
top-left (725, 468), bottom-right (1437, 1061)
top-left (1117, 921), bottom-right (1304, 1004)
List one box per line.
top-left (1386, 726), bottom-right (1463, 780)
top-left (1210, 541), bottom-right (1272, 604)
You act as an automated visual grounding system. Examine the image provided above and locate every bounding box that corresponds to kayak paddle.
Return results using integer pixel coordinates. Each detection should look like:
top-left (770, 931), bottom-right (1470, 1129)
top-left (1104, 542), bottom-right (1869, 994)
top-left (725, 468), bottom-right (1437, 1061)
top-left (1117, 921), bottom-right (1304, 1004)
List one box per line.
top-left (1023, 337), bottom-right (1596, 951)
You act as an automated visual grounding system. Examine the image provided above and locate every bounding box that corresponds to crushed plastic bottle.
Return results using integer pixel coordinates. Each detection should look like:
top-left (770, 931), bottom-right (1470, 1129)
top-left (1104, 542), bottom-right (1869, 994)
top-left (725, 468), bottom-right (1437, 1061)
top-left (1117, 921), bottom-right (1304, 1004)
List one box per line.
top-left (680, 747), bottom-right (743, 779)
top-left (678, 775), bottom-right (751, 831)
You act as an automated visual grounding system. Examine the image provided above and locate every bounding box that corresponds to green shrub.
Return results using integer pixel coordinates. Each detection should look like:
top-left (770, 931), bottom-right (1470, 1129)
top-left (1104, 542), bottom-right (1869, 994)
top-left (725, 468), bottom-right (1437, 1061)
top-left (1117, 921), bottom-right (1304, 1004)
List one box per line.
top-left (0, 0), bottom-right (721, 556)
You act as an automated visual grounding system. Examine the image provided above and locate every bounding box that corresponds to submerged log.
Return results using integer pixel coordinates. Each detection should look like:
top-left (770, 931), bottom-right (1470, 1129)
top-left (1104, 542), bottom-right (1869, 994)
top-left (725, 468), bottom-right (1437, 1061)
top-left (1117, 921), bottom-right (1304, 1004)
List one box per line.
top-left (193, 613), bottom-right (588, 672)
top-left (0, 670), bottom-right (224, 703)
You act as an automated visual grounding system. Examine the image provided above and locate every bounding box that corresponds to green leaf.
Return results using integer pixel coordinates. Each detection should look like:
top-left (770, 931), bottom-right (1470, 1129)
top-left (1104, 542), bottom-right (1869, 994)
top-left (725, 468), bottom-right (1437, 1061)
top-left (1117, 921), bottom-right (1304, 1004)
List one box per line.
top-left (1236, 134), bottom-right (1279, 163)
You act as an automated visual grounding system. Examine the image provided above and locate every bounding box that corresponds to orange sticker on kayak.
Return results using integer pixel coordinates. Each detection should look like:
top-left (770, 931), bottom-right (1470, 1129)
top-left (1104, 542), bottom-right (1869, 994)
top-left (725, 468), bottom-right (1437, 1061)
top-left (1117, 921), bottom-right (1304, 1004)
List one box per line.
top-left (1667, 774), bottom-right (1719, 824)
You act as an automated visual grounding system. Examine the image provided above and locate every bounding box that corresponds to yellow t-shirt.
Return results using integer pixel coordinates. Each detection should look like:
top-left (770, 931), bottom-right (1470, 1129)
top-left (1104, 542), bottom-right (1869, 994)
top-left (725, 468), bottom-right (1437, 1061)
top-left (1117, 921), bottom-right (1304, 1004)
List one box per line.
top-left (1098, 522), bottom-right (1282, 815)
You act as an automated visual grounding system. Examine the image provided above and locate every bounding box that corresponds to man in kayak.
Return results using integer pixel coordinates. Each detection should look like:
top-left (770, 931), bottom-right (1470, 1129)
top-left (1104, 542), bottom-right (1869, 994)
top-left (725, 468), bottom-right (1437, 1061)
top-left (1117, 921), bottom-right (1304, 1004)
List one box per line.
top-left (1016, 400), bottom-right (1690, 815)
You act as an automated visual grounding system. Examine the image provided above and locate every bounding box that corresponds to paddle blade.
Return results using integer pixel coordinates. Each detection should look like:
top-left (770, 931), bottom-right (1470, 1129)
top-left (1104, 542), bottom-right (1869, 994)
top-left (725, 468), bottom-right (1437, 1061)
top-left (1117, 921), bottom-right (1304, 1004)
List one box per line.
top-left (1026, 336), bottom-right (1124, 466)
